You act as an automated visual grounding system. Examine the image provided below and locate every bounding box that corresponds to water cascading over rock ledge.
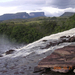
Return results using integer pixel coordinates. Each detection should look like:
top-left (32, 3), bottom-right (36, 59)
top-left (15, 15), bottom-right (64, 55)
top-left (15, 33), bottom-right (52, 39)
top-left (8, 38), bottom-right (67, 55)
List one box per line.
top-left (0, 28), bottom-right (75, 75)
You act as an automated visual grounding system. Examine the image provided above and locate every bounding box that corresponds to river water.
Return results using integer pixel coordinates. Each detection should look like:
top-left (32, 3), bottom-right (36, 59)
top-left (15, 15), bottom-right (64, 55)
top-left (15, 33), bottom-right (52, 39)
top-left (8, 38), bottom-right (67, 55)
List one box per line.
top-left (0, 28), bottom-right (75, 75)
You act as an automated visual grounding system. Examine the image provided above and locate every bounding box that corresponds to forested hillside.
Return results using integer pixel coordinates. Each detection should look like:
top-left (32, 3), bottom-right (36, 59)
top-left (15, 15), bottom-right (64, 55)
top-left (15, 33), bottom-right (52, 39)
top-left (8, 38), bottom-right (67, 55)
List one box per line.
top-left (0, 14), bottom-right (75, 43)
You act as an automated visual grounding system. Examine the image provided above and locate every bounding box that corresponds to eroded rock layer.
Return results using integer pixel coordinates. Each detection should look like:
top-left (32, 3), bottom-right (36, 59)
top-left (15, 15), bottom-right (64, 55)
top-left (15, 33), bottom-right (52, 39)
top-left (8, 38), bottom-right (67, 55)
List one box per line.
top-left (37, 45), bottom-right (75, 73)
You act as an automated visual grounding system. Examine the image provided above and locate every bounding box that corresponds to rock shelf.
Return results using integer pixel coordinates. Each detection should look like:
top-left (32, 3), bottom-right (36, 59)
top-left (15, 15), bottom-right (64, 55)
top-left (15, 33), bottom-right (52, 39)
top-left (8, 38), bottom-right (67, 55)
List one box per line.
top-left (34, 45), bottom-right (75, 73)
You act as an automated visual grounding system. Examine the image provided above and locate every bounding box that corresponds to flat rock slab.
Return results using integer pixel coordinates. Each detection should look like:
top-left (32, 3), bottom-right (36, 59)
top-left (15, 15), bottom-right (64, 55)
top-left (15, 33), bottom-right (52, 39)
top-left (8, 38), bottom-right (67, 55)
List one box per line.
top-left (38, 45), bottom-right (75, 73)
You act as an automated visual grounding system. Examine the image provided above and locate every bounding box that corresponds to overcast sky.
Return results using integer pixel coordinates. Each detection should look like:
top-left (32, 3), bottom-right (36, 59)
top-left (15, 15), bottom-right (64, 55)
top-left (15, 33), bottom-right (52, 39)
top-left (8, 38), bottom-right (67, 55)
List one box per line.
top-left (0, 0), bottom-right (75, 16)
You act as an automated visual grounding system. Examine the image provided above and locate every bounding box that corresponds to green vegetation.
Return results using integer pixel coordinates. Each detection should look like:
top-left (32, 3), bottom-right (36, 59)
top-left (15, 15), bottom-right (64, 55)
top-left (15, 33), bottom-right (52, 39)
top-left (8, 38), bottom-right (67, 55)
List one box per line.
top-left (0, 14), bottom-right (75, 44)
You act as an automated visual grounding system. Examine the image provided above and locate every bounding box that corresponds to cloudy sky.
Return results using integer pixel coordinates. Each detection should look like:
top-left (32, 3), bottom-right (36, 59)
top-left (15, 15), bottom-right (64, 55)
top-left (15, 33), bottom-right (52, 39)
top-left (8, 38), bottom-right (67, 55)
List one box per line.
top-left (0, 0), bottom-right (75, 16)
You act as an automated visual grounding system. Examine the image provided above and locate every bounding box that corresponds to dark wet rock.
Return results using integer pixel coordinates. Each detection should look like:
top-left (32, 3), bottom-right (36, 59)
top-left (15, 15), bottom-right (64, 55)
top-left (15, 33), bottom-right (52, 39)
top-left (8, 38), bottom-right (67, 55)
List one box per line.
top-left (60, 35), bottom-right (75, 42)
top-left (36, 45), bottom-right (75, 73)
top-left (52, 42), bottom-right (58, 46)
top-left (60, 36), bottom-right (69, 42)
top-left (36, 54), bottom-right (40, 56)
top-left (20, 72), bottom-right (24, 74)
top-left (40, 44), bottom-right (51, 49)
top-left (41, 35), bottom-right (75, 49)
top-left (43, 40), bottom-right (47, 42)
top-left (14, 72), bottom-right (19, 74)
top-left (67, 36), bottom-right (70, 38)
top-left (58, 40), bottom-right (63, 44)
top-left (0, 55), bottom-right (3, 57)
top-left (69, 36), bottom-right (75, 42)
top-left (23, 56), bottom-right (26, 58)
top-left (61, 39), bottom-right (67, 42)
top-left (60, 36), bottom-right (70, 39)
top-left (60, 36), bottom-right (67, 38)
top-left (5, 49), bottom-right (15, 55)
top-left (0, 70), bottom-right (7, 73)
top-left (10, 66), bottom-right (16, 69)
top-left (33, 66), bottom-right (45, 73)
top-left (29, 66), bottom-right (31, 69)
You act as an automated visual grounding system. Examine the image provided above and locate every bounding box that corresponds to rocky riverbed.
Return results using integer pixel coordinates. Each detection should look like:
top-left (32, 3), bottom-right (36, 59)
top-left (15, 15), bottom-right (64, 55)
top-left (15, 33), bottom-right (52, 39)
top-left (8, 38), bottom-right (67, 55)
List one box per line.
top-left (0, 28), bottom-right (75, 75)
top-left (36, 45), bottom-right (75, 74)
top-left (0, 43), bottom-right (73, 75)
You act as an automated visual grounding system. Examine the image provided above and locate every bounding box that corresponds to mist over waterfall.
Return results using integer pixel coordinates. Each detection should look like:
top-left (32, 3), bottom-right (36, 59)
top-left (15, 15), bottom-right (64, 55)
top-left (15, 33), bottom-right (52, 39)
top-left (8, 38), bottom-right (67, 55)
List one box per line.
top-left (0, 35), bottom-right (25, 54)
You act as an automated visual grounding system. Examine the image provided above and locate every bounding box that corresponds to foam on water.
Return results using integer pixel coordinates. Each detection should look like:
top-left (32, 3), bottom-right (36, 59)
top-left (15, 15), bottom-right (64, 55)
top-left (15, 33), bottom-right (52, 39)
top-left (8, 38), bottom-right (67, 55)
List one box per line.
top-left (0, 28), bottom-right (75, 75)
top-left (7, 28), bottom-right (75, 58)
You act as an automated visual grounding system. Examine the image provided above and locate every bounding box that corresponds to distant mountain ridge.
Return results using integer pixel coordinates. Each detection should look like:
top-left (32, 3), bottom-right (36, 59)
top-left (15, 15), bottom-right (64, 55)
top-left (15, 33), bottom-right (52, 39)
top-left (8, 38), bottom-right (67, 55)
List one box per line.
top-left (0, 12), bottom-right (45, 20)
top-left (60, 12), bottom-right (75, 17)
top-left (29, 12), bottom-right (44, 18)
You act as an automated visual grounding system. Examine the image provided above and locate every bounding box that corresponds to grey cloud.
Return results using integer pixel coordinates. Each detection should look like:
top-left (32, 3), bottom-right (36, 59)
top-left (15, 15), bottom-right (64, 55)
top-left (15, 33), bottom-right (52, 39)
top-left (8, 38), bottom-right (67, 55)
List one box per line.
top-left (0, 0), bottom-right (75, 9)
top-left (0, 0), bottom-right (45, 13)
top-left (0, 0), bottom-right (45, 7)
top-left (0, 0), bottom-right (75, 17)
top-left (46, 0), bottom-right (75, 9)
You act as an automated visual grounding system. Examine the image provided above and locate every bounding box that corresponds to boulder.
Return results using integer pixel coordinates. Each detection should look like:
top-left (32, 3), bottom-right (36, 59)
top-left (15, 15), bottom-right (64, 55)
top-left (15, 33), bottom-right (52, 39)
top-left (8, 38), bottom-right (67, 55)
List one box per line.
top-left (5, 49), bottom-right (15, 55)
top-left (60, 36), bottom-right (70, 38)
top-left (60, 35), bottom-right (75, 42)
top-left (69, 36), bottom-right (75, 42)
top-left (0, 54), bottom-right (3, 57)
top-left (60, 36), bottom-right (67, 38)
top-left (42, 40), bottom-right (47, 42)
top-left (60, 36), bottom-right (70, 42)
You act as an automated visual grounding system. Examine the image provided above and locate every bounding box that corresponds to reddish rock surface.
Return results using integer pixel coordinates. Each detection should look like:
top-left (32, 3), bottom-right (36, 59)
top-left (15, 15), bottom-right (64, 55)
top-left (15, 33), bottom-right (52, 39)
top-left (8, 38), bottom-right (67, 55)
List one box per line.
top-left (37, 45), bottom-right (75, 73)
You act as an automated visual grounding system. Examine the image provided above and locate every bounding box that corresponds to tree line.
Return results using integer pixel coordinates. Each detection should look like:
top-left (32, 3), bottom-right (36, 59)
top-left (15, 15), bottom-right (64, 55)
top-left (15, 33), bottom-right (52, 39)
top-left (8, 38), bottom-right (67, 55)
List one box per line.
top-left (0, 14), bottom-right (75, 43)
